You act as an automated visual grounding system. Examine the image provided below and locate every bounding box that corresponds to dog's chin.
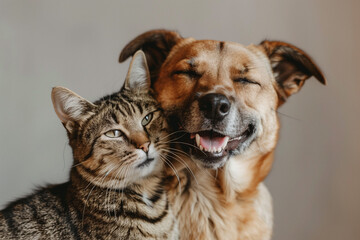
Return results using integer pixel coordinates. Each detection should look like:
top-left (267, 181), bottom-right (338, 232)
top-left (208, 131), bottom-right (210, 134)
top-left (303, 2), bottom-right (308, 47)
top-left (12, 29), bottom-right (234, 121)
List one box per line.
top-left (184, 124), bottom-right (256, 169)
top-left (190, 152), bottom-right (229, 169)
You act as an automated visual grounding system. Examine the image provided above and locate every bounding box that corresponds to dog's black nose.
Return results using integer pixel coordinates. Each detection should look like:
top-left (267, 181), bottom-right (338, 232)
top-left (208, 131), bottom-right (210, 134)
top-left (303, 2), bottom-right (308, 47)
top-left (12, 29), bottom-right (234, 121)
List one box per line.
top-left (198, 93), bottom-right (231, 121)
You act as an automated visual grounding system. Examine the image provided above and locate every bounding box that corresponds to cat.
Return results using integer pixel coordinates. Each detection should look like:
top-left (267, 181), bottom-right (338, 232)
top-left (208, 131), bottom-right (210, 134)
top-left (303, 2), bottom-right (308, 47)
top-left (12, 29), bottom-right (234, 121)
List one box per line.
top-left (0, 50), bottom-right (178, 240)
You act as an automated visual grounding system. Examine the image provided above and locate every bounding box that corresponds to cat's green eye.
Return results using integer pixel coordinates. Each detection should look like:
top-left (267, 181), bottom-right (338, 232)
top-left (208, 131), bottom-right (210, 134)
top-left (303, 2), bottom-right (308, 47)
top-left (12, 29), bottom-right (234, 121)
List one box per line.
top-left (141, 113), bottom-right (153, 126)
top-left (104, 129), bottom-right (122, 138)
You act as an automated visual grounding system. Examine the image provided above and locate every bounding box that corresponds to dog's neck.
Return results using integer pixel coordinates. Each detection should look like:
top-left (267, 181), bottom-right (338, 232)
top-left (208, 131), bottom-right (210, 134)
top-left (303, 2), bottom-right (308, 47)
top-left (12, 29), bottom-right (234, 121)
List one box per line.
top-left (170, 149), bottom-right (274, 202)
top-left (218, 151), bottom-right (275, 201)
top-left (164, 147), bottom-right (275, 239)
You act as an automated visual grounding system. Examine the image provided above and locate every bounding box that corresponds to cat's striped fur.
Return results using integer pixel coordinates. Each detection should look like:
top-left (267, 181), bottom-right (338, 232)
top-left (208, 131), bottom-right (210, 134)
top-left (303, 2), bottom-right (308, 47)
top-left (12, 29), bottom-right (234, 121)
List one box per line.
top-left (0, 51), bottom-right (178, 239)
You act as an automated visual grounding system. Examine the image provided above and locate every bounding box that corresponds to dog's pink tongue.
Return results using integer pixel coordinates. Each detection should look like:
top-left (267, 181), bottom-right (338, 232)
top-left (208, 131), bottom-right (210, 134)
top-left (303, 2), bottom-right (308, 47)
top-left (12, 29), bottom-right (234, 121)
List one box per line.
top-left (200, 135), bottom-right (227, 149)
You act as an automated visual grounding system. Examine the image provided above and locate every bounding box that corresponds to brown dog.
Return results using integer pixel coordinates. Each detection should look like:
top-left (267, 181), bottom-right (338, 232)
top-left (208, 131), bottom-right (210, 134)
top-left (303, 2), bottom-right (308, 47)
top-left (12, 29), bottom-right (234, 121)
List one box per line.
top-left (119, 30), bottom-right (325, 240)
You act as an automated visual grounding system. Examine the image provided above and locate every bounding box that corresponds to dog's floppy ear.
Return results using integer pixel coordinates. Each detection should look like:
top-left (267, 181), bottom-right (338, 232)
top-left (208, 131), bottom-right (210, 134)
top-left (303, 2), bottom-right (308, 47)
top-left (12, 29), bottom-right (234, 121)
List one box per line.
top-left (260, 40), bottom-right (326, 102)
top-left (119, 29), bottom-right (182, 83)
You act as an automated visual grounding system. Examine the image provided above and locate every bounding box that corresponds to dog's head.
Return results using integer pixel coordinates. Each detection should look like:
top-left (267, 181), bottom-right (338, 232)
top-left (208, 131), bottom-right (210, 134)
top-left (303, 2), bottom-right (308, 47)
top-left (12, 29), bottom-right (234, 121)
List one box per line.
top-left (119, 30), bottom-right (325, 169)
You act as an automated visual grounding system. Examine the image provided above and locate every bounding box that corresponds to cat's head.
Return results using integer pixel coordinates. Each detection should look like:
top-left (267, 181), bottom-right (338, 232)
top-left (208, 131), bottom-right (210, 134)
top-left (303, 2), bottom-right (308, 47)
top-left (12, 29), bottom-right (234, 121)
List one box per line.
top-left (51, 51), bottom-right (169, 188)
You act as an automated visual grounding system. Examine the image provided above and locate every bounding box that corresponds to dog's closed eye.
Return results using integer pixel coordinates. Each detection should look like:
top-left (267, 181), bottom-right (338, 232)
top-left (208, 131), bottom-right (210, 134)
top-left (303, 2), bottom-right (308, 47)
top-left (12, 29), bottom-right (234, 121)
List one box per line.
top-left (234, 77), bottom-right (261, 86)
top-left (172, 70), bottom-right (202, 79)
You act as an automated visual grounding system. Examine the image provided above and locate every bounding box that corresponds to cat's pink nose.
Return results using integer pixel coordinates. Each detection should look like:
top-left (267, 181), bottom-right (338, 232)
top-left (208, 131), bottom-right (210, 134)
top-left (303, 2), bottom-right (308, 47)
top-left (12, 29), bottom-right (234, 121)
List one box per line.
top-left (139, 142), bottom-right (150, 153)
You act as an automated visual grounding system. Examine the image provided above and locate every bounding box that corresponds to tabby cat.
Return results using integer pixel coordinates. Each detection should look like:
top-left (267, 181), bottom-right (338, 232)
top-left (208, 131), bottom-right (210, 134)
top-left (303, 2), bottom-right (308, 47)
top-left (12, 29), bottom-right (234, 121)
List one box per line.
top-left (0, 51), bottom-right (178, 239)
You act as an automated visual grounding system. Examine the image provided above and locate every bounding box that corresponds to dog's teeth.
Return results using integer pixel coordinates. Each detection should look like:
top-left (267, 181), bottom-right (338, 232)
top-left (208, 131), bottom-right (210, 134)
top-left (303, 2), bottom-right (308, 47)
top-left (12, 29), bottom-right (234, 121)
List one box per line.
top-left (196, 135), bottom-right (230, 153)
top-left (223, 136), bottom-right (229, 148)
top-left (195, 134), bottom-right (200, 147)
top-left (232, 136), bottom-right (242, 141)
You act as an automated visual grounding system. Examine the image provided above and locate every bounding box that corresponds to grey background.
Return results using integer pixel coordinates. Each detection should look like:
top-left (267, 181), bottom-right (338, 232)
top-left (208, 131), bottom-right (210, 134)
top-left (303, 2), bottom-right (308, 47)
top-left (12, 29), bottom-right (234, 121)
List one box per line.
top-left (0, 0), bottom-right (359, 239)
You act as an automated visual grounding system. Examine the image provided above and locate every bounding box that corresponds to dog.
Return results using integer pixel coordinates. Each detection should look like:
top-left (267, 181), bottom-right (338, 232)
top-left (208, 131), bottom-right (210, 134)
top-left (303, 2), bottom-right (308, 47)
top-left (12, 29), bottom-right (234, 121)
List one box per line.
top-left (119, 30), bottom-right (325, 240)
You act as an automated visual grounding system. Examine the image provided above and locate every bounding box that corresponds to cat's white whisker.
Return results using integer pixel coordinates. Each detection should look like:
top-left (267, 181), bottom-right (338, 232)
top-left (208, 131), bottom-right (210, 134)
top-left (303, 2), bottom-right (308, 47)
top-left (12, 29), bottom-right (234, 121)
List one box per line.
top-left (80, 169), bottom-right (111, 226)
top-left (166, 141), bottom-right (208, 156)
top-left (161, 149), bottom-right (199, 186)
top-left (159, 154), bottom-right (182, 193)
top-left (164, 146), bottom-right (214, 179)
top-left (158, 130), bottom-right (188, 141)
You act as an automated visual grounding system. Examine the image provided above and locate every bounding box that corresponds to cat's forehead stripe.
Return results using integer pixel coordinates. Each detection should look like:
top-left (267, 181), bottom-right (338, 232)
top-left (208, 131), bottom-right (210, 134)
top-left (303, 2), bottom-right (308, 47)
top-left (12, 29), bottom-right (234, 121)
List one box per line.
top-left (137, 102), bottom-right (143, 114)
top-left (116, 104), bottom-right (127, 117)
top-left (118, 98), bottom-right (133, 116)
top-left (111, 112), bottom-right (119, 124)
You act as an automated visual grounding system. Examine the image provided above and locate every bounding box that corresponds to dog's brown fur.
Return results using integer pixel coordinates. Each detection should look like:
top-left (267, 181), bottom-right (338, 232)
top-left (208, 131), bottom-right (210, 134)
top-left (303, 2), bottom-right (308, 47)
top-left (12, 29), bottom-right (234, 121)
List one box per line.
top-left (119, 30), bottom-right (325, 240)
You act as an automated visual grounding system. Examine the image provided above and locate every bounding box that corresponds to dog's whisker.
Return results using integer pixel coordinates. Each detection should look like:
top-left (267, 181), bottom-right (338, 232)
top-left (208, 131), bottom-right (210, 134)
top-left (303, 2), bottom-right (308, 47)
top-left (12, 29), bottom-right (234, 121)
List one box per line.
top-left (275, 110), bottom-right (302, 121)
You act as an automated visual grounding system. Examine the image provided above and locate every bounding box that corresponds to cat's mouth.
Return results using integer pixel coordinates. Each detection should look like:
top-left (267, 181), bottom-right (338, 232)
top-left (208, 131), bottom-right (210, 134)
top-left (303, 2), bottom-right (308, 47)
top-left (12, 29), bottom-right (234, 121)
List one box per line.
top-left (137, 158), bottom-right (155, 168)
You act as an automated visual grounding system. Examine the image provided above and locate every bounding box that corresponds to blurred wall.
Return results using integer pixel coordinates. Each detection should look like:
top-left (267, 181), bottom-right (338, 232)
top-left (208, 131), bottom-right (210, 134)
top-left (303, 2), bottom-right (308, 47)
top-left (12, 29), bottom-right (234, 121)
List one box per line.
top-left (0, 1), bottom-right (359, 239)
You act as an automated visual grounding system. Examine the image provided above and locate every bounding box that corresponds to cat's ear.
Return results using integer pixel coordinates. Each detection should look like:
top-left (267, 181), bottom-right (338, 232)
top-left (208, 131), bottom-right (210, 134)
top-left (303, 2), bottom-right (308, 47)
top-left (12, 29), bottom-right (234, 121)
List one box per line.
top-left (124, 50), bottom-right (151, 91)
top-left (51, 87), bottom-right (96, 133)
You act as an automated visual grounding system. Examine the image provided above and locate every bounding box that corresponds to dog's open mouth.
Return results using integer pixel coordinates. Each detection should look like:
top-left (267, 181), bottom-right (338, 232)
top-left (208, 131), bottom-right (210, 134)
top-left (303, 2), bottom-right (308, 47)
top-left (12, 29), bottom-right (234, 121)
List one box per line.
top-left (188, 124), bottom-right (255, 163)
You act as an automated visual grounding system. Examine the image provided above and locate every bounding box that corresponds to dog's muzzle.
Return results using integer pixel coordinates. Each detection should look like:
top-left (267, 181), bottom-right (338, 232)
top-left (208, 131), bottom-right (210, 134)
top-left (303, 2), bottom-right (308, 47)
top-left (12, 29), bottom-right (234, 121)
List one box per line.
top-left (172, 92), bottom-right (256, 169)
top-left (184, 93), bottom-right (250, 168)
